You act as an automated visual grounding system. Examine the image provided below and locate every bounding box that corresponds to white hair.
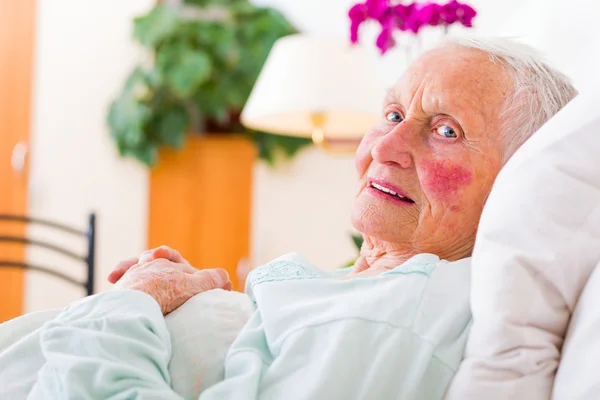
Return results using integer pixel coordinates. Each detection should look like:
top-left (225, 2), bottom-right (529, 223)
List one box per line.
top-left (441, 36), bottom-right (578, 162)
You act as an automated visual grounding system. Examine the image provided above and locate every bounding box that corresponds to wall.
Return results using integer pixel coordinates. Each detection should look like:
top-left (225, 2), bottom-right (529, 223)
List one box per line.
top-left (26, 0), bottom-right (153, 311)
top-left (498, 0), bottom-right (600, 91)
top-left (252, 150), bottom-right (358, 270)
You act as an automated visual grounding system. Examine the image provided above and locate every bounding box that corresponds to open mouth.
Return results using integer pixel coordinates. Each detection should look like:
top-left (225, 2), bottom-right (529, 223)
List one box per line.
top-left (369, 181), bottom-right (415, 204)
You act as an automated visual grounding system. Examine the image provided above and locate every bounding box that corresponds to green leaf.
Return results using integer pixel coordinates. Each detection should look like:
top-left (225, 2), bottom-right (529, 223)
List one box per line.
top-left (217, 73), bottom-right (248, 109)
top-left (170, 52), bottom-right (212, 97)
top-left (339, 233), bottom-right (364, 268)
top-left (130, 143), bottom-right (159, 167)
top-left (194, 81), bottom-right (229, 121)
top-left (157, 45), bottom-right (212, 97)
top-left (183, 0), bottom-right (228, 6)
top-left (107, 69), bottom-right (152, 148)
top-left (249, 131), bottom-right (311, 165)
top-left (351, 234), bottom-right (364, 251)
top-left (154, 105), bottom-right (188, 148)
top-left (134, 5), bottom-right (179, 47)
top-left (276, 135), bottom-right (312, 158)
top-left (229, 1), bottom-right (256, 16)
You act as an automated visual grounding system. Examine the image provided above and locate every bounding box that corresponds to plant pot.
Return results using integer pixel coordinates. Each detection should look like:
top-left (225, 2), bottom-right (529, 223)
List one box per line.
top-left (148, 134), bottom-right (256, 291)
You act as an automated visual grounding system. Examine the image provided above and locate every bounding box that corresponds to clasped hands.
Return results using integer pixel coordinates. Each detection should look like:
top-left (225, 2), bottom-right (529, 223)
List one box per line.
top-left (108, 246), bottom-right (232, 315)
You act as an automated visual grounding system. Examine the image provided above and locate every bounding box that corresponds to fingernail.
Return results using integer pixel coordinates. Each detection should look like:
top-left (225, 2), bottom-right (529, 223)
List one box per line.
top-left (208, 269), bottom-right (228, 287)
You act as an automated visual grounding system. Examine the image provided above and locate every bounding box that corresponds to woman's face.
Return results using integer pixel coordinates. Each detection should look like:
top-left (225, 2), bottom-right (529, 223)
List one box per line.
top-left (352, 46), bottom-right (510, 260)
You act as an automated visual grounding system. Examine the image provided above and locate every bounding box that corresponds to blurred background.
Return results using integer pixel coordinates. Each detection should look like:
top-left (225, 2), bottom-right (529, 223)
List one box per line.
top-left (0, 0), bottom-right (598, 322)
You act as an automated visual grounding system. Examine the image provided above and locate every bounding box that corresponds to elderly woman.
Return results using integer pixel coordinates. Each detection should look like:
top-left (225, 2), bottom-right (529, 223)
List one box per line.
top-left (27, 37), bottom-right (577, 400)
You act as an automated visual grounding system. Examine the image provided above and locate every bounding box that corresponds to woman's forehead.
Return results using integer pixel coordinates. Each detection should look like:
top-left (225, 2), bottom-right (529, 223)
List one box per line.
top-left (388, 46), bottom-right (511, 121)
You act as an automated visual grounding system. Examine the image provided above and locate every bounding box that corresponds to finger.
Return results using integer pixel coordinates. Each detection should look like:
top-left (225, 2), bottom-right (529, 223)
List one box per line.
top-left (151, 246), bottom-right (188, 264)
top-left (144, 257), bottom-right (198, 275)
top-left (223, 281), bottom-right (233, 291)
top-left (190, 268), bottom-right (230, 293)
top-left (137, 249), bottom-right (154, 264)
top-left (107, 257), bottom-right (138, 284)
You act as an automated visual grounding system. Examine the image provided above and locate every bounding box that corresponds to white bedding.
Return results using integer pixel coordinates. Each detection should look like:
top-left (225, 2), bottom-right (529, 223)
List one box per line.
top-left (0, 289), bottom-right (254, 400)
top-left (446, 91), bottom-right (600, 399)
top-left (0, 309), bottom-right (60, 399)
top-left (0, 309), bottom-right (59, 353)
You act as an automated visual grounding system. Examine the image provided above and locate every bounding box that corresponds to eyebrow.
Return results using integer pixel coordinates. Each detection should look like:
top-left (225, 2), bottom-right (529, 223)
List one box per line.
top-left (385, 87), bottom-right (450, 115)
top-left (385, 84), bottom-right (486, 137)
top-left (387, 87), bottom-right (481, 140)
top-left (384, 88), bottom-right (400, 103)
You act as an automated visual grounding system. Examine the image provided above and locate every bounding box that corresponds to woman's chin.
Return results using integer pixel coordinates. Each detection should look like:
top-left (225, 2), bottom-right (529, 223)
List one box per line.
top-left (351, 198), bottom-right (412, 243)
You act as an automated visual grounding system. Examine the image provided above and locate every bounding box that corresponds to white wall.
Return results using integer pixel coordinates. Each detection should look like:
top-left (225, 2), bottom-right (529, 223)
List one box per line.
top-left (499, 0), bottom-right (600, 91)
top-left (26, 0), bottom-right (153, 311)
top-left (251, 150), bottom-right (359, 270)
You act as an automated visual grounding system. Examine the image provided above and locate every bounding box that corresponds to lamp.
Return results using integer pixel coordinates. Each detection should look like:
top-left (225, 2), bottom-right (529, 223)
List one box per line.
top-left (240, 34), bottom-right (385, 150)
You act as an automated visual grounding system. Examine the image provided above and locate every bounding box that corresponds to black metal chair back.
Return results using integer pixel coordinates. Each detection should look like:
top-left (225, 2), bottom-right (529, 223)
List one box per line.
top-left (0, 213), bottom-right (96, 296)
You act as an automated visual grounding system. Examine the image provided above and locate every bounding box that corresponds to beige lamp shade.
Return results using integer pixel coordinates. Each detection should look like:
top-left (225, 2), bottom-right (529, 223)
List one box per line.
top-left (240, 34), bottom-right (385, 143)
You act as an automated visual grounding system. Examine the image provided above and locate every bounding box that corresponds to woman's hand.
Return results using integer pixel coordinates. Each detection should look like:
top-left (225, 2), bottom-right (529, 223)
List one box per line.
top-left (108, 246), bottom-right (232, 315)
top-left (108, 246), bottom-right (195, 283)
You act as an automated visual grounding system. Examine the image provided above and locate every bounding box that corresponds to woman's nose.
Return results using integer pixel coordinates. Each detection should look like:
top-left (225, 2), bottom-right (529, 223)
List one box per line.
top-left (371, 126), bottom-right (415, 169)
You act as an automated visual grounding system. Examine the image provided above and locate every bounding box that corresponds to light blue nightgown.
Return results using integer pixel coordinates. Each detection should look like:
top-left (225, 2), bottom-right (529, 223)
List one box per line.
top-left (27, 253), bottom-right (471, 399)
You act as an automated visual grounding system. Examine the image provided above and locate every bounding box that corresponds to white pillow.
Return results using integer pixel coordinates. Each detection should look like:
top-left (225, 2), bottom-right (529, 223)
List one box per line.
top-left (554, 259), bottom-right (600, 399)
top-left (445, 90), bottom-right (600, 400)
top-left (167, 289), bottom-right (254, 399)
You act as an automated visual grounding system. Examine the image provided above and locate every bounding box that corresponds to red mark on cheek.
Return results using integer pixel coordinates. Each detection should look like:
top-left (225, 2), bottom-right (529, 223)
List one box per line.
top-left (420, 160), bottom-right (472, 200)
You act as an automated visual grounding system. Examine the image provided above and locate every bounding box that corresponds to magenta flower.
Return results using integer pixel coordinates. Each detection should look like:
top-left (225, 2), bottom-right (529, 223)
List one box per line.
top-left (418, 3), bottom-right (443, 27)
top-left (366, 0), bottom-right (388, 20)
top-left (391, 3), bottom-right (415, 32)
top-left (349, 4), bottom-right (368, 43)
top-left (376, 24), bottom-right (396, 54)
top-left (440, 0), bottom-right (460, 24)
top-left (456, 2), bottom-right (477, 27)
top-left (375, 10), bottom-right (398, 54)
top-left (440, 0), bottom-right (477, 27)
top-left (349, 0), bottom-right (389, 43)
top-left (348, 0), bottom-right (477, 53)
top-left (405, 3), bottom-right (436, 34)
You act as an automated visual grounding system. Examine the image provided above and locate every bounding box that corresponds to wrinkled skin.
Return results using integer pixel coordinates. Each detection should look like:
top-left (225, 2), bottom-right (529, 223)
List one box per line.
top-left (350, 45), bottom-right (511, 276)
top-left (109, 246), bottom-right (232, 315)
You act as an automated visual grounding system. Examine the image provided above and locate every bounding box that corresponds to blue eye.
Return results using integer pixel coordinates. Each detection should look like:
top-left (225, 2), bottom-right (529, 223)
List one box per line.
top-left (436, 125), bottom-right (457, 138)
top-left (386, 111), bottom-right (403, 123)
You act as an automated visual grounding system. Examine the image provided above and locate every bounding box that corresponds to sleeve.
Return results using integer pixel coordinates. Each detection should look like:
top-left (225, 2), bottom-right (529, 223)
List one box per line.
top-left (27, 290), bottom-right (184, 400)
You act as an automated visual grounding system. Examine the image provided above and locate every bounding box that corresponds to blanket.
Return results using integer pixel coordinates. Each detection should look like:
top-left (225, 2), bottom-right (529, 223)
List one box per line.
top-left (0, 289), bottom-right (254, 400)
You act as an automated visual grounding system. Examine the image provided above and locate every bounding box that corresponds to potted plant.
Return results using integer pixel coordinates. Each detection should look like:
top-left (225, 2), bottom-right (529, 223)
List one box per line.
top-left (107, 0), bottom-right (311, 166)
top-left (108, 0), bottom-right (311, 289)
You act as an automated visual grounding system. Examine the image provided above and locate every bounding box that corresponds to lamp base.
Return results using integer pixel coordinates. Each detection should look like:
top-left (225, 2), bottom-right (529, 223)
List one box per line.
top-left (310, 112), bottom-right (361, 153)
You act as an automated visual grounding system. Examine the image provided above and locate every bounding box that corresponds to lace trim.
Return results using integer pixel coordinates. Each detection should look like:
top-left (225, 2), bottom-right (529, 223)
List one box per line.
top-left (383, 262), bottom-right (437, 277)
top-left (248, 260), bottom-right (321, 287)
